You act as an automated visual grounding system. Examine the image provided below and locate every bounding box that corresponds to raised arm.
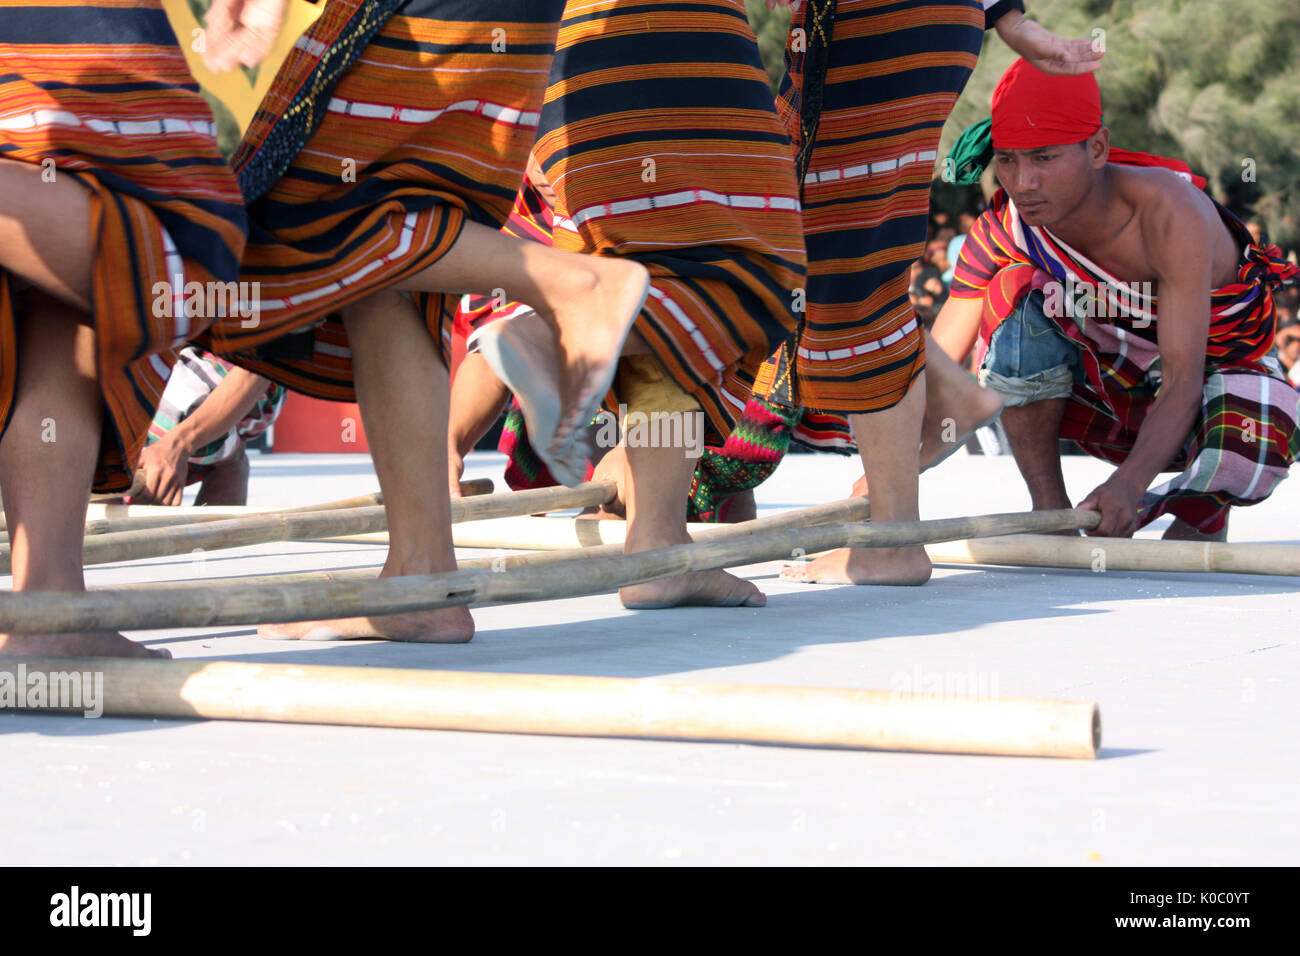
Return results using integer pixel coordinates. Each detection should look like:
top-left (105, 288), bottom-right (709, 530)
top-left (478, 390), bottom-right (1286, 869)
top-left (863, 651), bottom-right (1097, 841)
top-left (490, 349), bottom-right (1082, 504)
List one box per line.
top-left (138, 365), bottom-right (273, 506)
top-left (201, 0), bottom-right (291, 74)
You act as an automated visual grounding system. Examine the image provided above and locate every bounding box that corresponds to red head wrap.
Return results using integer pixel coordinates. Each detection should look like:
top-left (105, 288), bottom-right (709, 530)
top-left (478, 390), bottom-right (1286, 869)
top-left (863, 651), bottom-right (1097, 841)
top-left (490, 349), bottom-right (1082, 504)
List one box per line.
top-left (991, 58), bottom-right (1102, 149)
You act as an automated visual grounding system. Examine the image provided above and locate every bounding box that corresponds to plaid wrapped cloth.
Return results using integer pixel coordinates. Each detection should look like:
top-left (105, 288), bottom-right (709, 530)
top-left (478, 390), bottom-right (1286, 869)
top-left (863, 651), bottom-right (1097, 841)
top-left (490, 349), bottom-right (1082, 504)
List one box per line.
top-left (951, 190), bottom-right (1300, 533)
top-left (147, 347), bottom-right (286, 476)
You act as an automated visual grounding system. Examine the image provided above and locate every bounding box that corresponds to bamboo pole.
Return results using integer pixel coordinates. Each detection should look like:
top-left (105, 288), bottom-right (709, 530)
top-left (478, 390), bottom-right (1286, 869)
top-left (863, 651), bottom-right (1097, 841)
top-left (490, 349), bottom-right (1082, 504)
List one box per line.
top-left (324, 495), bottom-right (875, 549)
top-left (925, 533), bottom-right (1300, 576)
top-left (1, 477), bottom-right (494, 538)
top-left (0, 657), bottom-right (1101, 758)
top-left (0, 481), bottom-right (613, 573)
top-left (104, 496), bottom-right (873, 590)
top-left (0, 509), bottom-right (1098, 632)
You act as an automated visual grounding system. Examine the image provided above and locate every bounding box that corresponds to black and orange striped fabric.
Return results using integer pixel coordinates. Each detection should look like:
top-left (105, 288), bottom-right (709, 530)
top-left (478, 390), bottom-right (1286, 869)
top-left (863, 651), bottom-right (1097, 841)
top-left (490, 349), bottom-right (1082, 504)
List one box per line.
top-left (209, 0), bottom-right (568, 398)
top-left (760, 0), bottom-right (984, 425)
top-left (531, 0), bottom-right (807, 442)
top-left (0, 0), bottom-right (248, 492)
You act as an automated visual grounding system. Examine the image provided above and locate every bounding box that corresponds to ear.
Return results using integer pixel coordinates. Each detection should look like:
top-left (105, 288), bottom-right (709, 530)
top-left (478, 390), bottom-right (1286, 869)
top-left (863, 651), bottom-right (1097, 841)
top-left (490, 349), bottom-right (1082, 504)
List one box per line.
top-left (1090, 127), bottom-right (1110, 168)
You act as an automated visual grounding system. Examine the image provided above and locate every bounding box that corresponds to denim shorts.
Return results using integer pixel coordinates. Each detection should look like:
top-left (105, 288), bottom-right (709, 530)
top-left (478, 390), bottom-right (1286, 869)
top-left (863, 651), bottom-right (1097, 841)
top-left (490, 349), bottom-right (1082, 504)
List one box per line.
top-left (979, 289), bottom-right (1085, 406)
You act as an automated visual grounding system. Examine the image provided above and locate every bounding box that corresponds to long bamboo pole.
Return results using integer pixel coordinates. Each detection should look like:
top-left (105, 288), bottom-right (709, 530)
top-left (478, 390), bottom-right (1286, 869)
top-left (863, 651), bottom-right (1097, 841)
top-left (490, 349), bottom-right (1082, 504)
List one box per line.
top-left (325, 495), bottom-right (874, 549)
top-left (0, 657), bottom-right (1101, 758)
top-left (430, 515), bottom-right (1300, 579)
top-left (0, 478), bottom-right (495, 538)
top-left (0, 481), bottom-right (614, 573)
top-left (102, 497), bottom-right (873, 590)
top-left (925, 533), bottom-right (1300, 576)
top-left (0, 509), bottom-right (1098, 632)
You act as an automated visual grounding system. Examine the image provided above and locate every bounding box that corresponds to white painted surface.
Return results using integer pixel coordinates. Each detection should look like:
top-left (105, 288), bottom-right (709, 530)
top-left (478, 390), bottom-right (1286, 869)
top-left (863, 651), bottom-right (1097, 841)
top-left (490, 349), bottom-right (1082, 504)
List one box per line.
top-left (2, 448), bottom-right (1297, 865)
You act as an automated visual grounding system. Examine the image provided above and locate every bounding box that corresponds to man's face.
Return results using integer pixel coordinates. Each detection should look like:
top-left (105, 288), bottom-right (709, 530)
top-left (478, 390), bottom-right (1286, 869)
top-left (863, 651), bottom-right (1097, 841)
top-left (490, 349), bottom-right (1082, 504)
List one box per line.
top-left (1277, 327), bottom-right (1300, 366)
top-left (994, 135), bottom-right (1102, 227)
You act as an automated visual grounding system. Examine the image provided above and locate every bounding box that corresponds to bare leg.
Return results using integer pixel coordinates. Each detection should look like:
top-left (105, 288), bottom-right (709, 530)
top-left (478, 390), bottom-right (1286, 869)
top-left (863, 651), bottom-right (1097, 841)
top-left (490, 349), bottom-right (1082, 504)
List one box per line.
top-left (0, 291), bottom-right (166, 658)
top-left (195, 441), bottom-right (250, 506)
top-left (447, 351), bottom-right (510, 498)
top-left (260, 289), bottom-right (473, 642)
top-left (919, 338), bottom-right (1002, 468)
top-left (619, 436), bottom-right (764, 609)
top-left (393, 221), bottom-right (649, 448)
top-left (783, 374), bottom-right (931, 586)
top-left (1164, 513), bottom-right (1229, 542)
top-left (0, 158), bottom-right (93, 309)
top-left (718, 490), bottom-right (757, 523)
top-left (851, 334), bottom-right (1001, 494)
top-left (999, 398), bottom-right (1072, 508)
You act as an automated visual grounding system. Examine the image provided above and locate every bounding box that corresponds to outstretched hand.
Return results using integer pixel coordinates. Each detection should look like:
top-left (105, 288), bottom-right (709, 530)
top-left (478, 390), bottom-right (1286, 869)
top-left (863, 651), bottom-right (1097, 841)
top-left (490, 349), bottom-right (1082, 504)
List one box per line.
top-left (202, 0), bottom-right (290, 74)
top-left (995, 12), bottom-right (1104, 76)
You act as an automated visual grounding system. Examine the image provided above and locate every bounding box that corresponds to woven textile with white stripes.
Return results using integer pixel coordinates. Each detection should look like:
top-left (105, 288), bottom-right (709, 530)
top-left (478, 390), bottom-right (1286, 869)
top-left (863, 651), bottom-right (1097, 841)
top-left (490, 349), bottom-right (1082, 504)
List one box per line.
top-left (0, 0), bottom-right (247, 492)
top-left (530, 0), bottom-right (807, 442)
top-left (207, 0), bottom-right (569, 400)
top-left (765, 0), bottom-right (985, 423)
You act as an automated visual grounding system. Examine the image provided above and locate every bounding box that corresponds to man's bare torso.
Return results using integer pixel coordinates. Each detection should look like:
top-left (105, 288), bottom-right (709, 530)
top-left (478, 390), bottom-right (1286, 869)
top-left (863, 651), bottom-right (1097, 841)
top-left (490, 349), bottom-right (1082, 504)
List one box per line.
top-left (1048, 165), bottom-right (1241, 293)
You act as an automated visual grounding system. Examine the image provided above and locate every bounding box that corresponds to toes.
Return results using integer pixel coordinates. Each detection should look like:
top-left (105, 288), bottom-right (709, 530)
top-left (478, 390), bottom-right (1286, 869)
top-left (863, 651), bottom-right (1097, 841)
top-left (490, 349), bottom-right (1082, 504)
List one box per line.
top-left (780, 563), bottom-right (809, 581)
top-left (258, 623), bottom-right (300, 641)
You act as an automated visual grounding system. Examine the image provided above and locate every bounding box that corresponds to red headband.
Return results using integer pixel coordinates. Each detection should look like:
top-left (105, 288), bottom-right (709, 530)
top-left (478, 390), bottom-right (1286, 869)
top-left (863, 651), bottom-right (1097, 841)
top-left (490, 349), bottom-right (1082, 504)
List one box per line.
top-left (991, 58), bottom-right (1102, 149)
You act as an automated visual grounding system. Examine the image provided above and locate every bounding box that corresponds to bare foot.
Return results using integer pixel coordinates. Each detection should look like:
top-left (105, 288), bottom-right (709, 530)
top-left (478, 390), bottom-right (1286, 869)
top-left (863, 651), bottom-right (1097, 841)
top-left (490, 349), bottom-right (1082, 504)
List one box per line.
top-left (618, 527), bottom-right (765, 609)
top-left (1163, 515), bottom-right (1228, 542)
top-left (259, 605), bottom-right (474, 643)
top-left (780, 545), bottom-right (932, 586)
top-left (547, 258), bottom-right (651, 452)
top-left (259, 559), bottom-right (475, 643)
top-left (621, 569), bottom-right (765, 609)
top-left (0, 632), bottom-right (170, 658)
top-left (919, 387), bottom-right (1002, 471)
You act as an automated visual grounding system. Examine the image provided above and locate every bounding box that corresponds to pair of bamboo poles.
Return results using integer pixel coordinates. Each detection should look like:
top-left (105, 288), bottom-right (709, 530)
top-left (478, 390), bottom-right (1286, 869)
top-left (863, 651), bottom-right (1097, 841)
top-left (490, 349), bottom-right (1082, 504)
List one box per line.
top-left (3, 479), bottom-right (1294, 758)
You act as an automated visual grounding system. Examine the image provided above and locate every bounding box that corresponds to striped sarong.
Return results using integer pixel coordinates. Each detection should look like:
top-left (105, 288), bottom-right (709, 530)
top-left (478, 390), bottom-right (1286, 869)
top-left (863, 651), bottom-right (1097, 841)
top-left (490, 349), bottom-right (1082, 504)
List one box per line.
top-left (531, 0), bottom-right (807, 443)
top-left (756, 0), bottom-right (985, 440)
top-left (206, 0), bottom-right (568, 397)
top-left (951, 191), bottom-right (1300, 533)
top-left (147, 347), bottom-right (286, 473)
top-left (455, 180), bottom-right (800, 519)
top-left (0, 0), bottom-right (247, 492)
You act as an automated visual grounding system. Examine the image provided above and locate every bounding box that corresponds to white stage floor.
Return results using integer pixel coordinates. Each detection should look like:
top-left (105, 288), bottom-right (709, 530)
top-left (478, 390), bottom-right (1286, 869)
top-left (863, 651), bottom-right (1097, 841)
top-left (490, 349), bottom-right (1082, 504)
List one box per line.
top-left (3, 448), bottom-right (1297, 865)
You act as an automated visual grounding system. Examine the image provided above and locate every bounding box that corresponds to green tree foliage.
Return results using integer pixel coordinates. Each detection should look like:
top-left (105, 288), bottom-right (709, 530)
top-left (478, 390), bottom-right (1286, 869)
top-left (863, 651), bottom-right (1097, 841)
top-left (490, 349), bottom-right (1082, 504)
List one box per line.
top-left (745, 0), bottom-right (792, 90)
top-left (182, 0), bottom-right (252, 158)
top-left (943, 0), bottom-right (1300, 248)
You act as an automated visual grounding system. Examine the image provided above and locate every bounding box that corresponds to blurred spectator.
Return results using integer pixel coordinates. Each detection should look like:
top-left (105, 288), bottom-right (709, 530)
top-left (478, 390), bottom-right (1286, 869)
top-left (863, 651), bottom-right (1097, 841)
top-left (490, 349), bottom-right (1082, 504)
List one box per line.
top-left (923, 238), bottom-right (951, 278)
top-left (1276, 318), bottom-right (1300, 388)
top-left (1246, 220), bottom-right (1265, 245)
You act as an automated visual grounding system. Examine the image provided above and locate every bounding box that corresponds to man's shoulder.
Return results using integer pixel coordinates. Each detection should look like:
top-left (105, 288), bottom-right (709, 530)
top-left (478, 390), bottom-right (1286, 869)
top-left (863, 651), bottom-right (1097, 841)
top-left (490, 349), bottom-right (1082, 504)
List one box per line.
top-left (1114, 166), bottom-right (1227, 265)
top-left (1112, 165), bottom-right (1216, 226)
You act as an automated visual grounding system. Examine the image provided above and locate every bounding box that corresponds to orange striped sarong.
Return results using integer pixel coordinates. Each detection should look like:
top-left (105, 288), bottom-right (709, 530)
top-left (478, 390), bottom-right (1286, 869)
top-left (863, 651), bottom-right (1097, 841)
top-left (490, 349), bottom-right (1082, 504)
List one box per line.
top-left (757, 0), bottom-right (984, 428)
top-left (528, 0), bottom-right (807, 441)
top-left (207, 0), bottom-right (568, 399)
top-left (0, 0), bottom-right (247, 491)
